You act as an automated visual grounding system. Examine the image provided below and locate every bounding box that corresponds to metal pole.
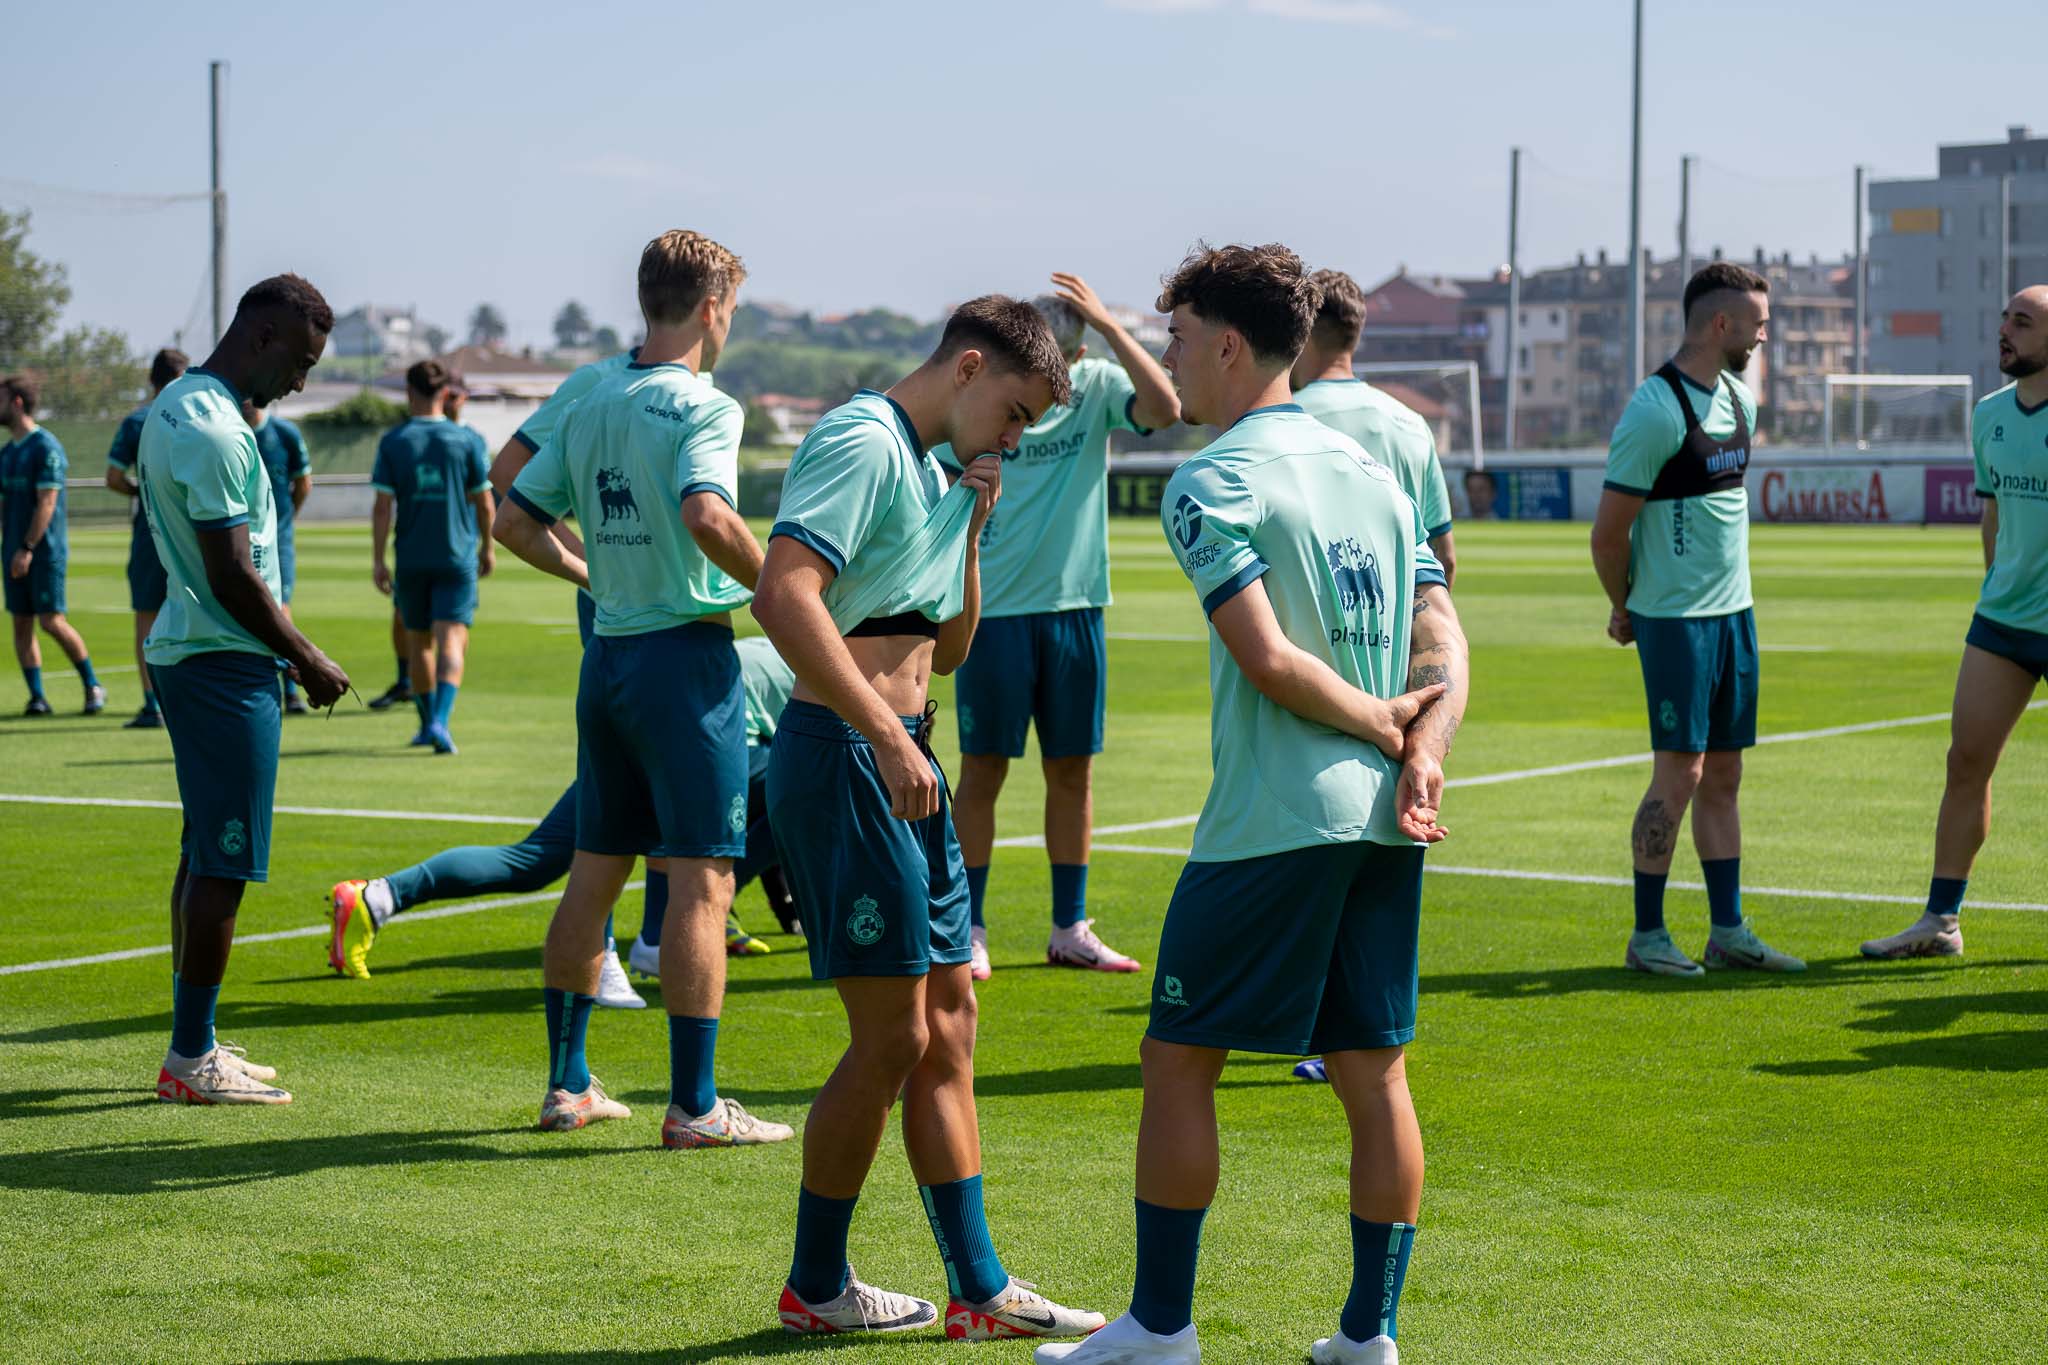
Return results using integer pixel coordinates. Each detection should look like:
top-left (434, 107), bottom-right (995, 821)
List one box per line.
top-left (1679, 155), bottom-right (1693, 285)
top-left (1853, 165), bottom-right (1866, 446)
top-left (1626, 0), bottom-right (1645, 391)
top-left (209, 60), bottom-right (226, 346)
top-left (1504, 146), bottom-right (1521, 451)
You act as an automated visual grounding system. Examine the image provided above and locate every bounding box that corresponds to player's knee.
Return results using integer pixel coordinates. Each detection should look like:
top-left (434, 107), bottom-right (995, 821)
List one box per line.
top-left (852, 1018), bottom-right (931, 1083)
top-left (1139, 1035), bottom-right (1225, 1090)
top-left (1042, 756), bottom-right (1092, 796)
top-left (1945, 738), bottom-right (1997, 786)
top-left (957, 753), bottom-right (1009, 797)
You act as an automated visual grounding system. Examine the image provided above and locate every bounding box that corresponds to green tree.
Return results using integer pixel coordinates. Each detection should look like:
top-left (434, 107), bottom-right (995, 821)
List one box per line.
top-left (0, 208), bottom-right (71, 367)
top-left (552, 301), bottom-right (592, 350)
top-left (28, 326), bottom-right (141, 418)
top-left (741, 401), bottom-right (781, 447)
top-left (468, 304), bottom-right (507, 347)
top-left (423, 324), bottom-right (450, 355)
top-left (592, 325), bottom-right (622, 353)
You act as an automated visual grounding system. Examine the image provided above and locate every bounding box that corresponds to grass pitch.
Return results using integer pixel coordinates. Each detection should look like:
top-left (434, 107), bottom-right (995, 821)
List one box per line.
top-left (1, 518), bottom-right (2044, 1363)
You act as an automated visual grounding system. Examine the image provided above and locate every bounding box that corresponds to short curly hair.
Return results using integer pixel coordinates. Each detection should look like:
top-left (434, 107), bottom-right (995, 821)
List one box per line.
top-left (1307, 268), bottom-right (1369, 353)
top-left (935, 295), bottom-right (1072, 406)
top-left (237, 273), bottom-right (334, 334)
top-left (1157, 242), bottom-right (1321, 365)
top-left (639, 229), bottom-right (747, 326)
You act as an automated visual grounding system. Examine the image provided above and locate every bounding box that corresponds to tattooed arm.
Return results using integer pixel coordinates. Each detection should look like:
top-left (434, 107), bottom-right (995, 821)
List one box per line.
top-left (1396, 583), bottom-right (1471, 843)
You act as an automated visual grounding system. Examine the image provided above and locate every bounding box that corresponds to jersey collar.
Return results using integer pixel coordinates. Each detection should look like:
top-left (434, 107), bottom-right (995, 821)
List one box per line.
top-left (1230, 402), bottom-right (1305, 429)
top-left (857, 388), bottom-right (926, 459)
top-left (188, 366), bottom-right (245, 405)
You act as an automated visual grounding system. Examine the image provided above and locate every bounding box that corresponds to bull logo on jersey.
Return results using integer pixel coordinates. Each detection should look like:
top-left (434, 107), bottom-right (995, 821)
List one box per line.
top-left (1170, 494), bottom-right (1203, 550)
top-left (595, 467), bottom-right (641, 524)
top-left (847, 894), bottom-right (885, 946)
top-left (1324, 537), bottom-right (1385, 615)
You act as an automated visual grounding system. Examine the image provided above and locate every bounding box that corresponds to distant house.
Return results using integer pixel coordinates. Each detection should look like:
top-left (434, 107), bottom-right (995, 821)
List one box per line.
top-left (753, 392), bottom-right (831, 444)
top-left (331, 305), bottom-right (437, 364)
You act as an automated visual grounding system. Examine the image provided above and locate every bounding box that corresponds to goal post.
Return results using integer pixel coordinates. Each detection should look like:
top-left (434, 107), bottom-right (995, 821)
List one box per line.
top-left (1822, 374), bottom-right (1975, 451)
top-left (1353, 361), bottom-right (1485, 468)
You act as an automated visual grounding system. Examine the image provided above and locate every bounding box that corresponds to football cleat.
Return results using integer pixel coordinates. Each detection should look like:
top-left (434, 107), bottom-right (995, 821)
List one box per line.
top-left (283, 692), bottom-right (311, 716)
top-left (328, 879), bottom-right (376, 979)
top-left (1703, 924), bottom-right (1806, 973)
top-left (778, 1270), bottom-right (937, 1335)
top-left (627, 935), bottom-right (662, 979)
top-left (123, 706), bottom-right (163, 729)
top-left (947, 1279), bottom-right (1105, 1340)
top-left (760, 864), bottom-right (804, 936)
top-left (538, 1077), bottom-right (629, 1132)
top-left (727, 911), bottom-right (772, 956)
top-left (157, 1047), bottom-right (292, 1105)
top-left (1047, 919), bottom-right (1142, 973)
top-left (215, 1040), bottom-right (279, 1083)
top-left (662, 1097), bottom-right (794, 1149)
top-left (409, 727), bottom-right (434, 748)
top-left (595, 938), bottom-right (644, 1009)
top-left (970, 924), bottom-right (993, 982)
top-left (1860, 913), bottom-right (1964, 960)
top-left (1625, 928), bottom-right (1704, 978)
top-left (84, 684), bottom-right (107, 715)
top-left (366, 680), bottom-right (412, 711)
top-left (1293, 1057), bottom-right (1329, 1083)
top-left (1033, 1312), bottom-right (1200, 1362)
top-left (427, 724), bottom-right (458, 755)
top-left (24, 696), bottom-right (52, 717)
top-left (1312, 1331), bottom-right (1398, 1364)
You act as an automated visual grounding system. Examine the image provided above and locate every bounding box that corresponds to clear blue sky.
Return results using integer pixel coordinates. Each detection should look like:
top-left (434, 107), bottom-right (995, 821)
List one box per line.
top-left (6, 0), bottom-right (2035, 353)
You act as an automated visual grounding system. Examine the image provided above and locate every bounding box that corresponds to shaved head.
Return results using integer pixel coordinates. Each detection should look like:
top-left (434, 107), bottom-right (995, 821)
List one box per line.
top-left (1998, 286), bottom-right (2048, 378)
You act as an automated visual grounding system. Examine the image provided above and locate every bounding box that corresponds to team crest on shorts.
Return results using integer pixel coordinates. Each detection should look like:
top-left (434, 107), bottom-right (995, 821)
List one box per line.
top-left (1658, 699), bottom-right (1678, 732)
top-left (218, 819), bottom-right (247, 857)
top-left (846, 894), bottom-right (884, 946)
top-left (727, 793), bottom-right (747, 835)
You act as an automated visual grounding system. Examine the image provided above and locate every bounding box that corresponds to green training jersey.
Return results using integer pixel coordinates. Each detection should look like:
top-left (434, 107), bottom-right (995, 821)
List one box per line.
top-left (510, 362), bottom-right (748, 636)
top-left (737, 634), bottom-right (796, 745)
top-left (1294, 377), bottom-right (1454, 538)
top-left (770, 390), bottom-right (976, 635)
top-left (138, 369), bottom-right (281, 665)
top-left (931, 357), bottom-right (1147, 617)
top-left (512, 349), bottom-right (635, 454)
top-left (1163, 404), bottom-right (1447, 861)
top-left (1973, 383), bottom-right (2048, 635)
top-left (253, 415), bottom-right (312, 534)
top-left (1603, 367), bottom-right (1755, 618)
top-left (0, 428), bottom-right (67, 558)
top-left (372, 417), bottom-right (492, 572)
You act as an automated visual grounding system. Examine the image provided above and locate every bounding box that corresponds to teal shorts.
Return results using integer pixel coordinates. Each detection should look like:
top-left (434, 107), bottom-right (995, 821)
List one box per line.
top-left (765, 700), bottom-right (971, 980)
top-left (154, 650), bottom-right (282, 882)
top-left (395, 566), bottom-right (477, 630)
top-left (1148, 841), bottom-right (1424, 1056)
top-left (1967, 612), bottom-right (2048, 682)
top-left (954, 607), bottom-right (1107, 759)
top-left (1630, 608), bottom-right (1758, 753)
top-left (127, 516), bottom-right (168, 612)
top-left (3, 546), bottom-right (64, 617)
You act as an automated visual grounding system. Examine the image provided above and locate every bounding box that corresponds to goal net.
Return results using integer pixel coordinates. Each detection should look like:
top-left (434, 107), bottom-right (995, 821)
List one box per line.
top-left (1353, 361), bottom-right (1484, 465)
top-left (1822, 375), bottom-right (1974, 450)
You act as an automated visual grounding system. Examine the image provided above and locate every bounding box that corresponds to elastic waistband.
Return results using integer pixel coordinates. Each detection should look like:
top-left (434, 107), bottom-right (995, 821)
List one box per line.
top-left (778, 697), bottom-right (928, 745)
top-left (589, 620), bottom-right (736, 647)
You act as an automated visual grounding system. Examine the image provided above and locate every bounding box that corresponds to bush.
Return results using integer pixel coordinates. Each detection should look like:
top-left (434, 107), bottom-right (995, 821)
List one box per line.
top-left (301, 388), bottom-right (408, 429)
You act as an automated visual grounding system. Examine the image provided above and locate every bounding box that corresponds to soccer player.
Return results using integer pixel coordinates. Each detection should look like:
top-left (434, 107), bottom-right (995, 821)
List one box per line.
top-left (143, 274), bottom-right (349, 1105)
top-left (2, 375), bottom-right (104, 716)
top-left (1291, 268), bottom-right (1457, 584)
top-left (941, 275), bottom-right (1179, 982)
top-left (1037, 245), bottom-right (1464, 1365)
top-left (1590, 261), bottom-right (1803, 978)
top-left (105, 348), bottom-right (190, 728)
top-left (242, 397), bottom-right (312, 713)
top-left (327, 633), bottom-right (802, 976)
top-left (496, 228), bottom-right (791, 1148)
top-left (371, 359), bottom-right (494, 754)
top-left (1863, 285), bottom-right (2048, 959)
top-left (753, 296), bottom-right (1101, 1340)
top-left (365, 379), bottom-right (478, 711)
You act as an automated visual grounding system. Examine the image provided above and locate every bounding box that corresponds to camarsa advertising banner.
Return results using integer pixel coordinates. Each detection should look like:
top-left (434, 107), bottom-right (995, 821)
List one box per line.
top-left (1750, 463), bottom-right (1924, 524)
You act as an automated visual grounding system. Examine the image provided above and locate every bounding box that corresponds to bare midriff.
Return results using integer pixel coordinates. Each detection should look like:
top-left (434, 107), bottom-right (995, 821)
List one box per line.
top-left (790, 633), bottom-right (936, 719)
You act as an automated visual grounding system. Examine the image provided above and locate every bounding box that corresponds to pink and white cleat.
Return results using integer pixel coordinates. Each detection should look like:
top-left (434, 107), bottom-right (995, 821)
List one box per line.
top-left (1047, 919), bottom-right (1142, 973)
top-left (946, 1277), bottom-right (1105, 1340)
top-left (1860, 913), bottom-right (1964, 960)
top-left (778, 1269), bottom-right (937, 1334)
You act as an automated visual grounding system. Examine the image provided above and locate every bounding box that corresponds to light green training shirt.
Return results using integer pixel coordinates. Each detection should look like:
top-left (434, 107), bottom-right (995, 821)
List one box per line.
top-left (510, 362), bottom-right (749, 636)
top-left (1603, 367), bottom-right (1756, 618)
top-left (1973, 382), bottom-right (2048, 635)
top-left (1294, 377), bottom-right (1454, 538)
top-left (931, 356), bottom-right (1147, 617)
top-left (770, 390), bottom-right (975, 634)
top-left (138, 369), bottom-right (282, 666)
top-left (737, 634), bottom-right (796, 745)
top-left (513, 349), bottom-right (635, 454)
top-left (1163, 405), bottom-right (1447, 861)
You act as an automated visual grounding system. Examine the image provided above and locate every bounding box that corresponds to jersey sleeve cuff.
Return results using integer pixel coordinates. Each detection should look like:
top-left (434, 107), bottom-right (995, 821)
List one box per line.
top-left (1426, 520), bottom-right (1454, 539)
top-left (370, 482), bottom-right (396, 495)
top-left (466, 482), bottom-right (492, 496)
top-left (1124, 393), bottom-right (1156, 437)
top-left (1201, 560), bottom-right (1268, 616)
top-left (681, 481), bottom-right (737, 510)
top-left (769, 520), bottom-right (846, 574)
top-left (1602, 478), bottom-right (1652, 497)
top-left (1415, 567), bottom-right (1448, 589)
top-left (510, 429), bottom-right (538, 453)
top-left (505, 487), bottom-right (556, 526)
top-left (192, 513), bottom-right (250, 532)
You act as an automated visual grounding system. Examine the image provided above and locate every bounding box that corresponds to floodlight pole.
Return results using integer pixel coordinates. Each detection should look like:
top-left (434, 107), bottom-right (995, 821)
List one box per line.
top-left (1504, 145), bottom-right (1521, 451)
top-left (1679, 155), bottom-right (1694, 285)
top-left (1625, 0), bottom-right (1645, 392)
top-left (210, 60), bottom-right (227, 346)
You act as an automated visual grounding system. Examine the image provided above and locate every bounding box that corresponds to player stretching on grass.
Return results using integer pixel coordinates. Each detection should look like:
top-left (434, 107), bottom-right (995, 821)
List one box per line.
top-left (496, 229), bottom-right (791, 1148)
top-left (1038, 244), bottom-right (1463, 1365)
top-left (2, 375), bottom-right (105, 716)
top-left (105, 348), bottom-right (189, 728)
top-left (1590, 262), bottom-right (1803, 979)
top-left (940, 276), bottom-right (1179, 982)
top-left (242, 397), bottom-right (312, 713)
top-left (1292, 268), bottom-right (1457, 584)
top-left (1863, 285), bottom-right (2048, 959)
top-left (143, 274), bottom-right (350, 1105)
top-left (372, 360), bottom-right (493, 754)
top-left (753, 297), bottom-right (1102, 1340)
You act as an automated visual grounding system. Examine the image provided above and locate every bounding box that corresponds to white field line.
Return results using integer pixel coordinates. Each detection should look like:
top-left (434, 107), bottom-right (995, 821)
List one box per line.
top-left (1106, 632), bottom-right (1208, 643)
top-left (1087, 844), bottom-right (2048, 913)
top-left (0, 883), bottom-right (640, 977)
top-left (989, 701), bottom-right (2048, 848)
